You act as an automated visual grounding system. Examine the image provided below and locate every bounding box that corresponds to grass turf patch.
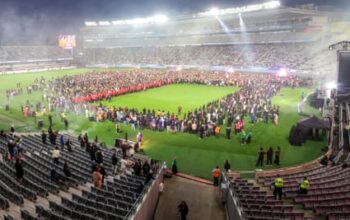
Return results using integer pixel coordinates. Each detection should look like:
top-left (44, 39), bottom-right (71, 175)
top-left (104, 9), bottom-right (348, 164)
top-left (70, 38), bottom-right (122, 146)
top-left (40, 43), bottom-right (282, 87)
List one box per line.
top-left (101, 83), bottom-right (236, 114)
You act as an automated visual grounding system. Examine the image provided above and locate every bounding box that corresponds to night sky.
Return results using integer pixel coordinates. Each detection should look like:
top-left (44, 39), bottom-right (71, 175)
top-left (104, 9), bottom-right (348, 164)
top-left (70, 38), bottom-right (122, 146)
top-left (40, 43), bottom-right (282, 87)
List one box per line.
top-left (0, 0), bottom-right (348, 44)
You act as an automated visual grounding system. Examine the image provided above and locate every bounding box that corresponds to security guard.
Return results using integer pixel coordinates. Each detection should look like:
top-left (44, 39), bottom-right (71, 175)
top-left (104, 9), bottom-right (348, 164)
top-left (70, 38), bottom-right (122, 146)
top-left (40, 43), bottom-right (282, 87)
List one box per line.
top-left (299, 177), bottom-right (310, 194)
top-left (273, 174), bottom-right (284, 200)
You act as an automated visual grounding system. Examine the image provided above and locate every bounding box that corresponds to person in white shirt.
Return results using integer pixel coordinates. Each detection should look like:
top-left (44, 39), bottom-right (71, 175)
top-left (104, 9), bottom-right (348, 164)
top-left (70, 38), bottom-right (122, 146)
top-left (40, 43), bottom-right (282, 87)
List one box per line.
top-left (52, 147), bottom-right (60, 164)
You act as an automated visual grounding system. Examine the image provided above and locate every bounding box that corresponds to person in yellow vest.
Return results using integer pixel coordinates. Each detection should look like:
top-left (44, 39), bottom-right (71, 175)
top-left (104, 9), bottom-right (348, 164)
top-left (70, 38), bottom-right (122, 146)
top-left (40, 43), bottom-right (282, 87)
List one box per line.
top-left (273, 174), bottom-right (284, 200)
top-left (299, 177), bottom-right (310, 194)
top-left (212, 166), bottom-right (221, 186)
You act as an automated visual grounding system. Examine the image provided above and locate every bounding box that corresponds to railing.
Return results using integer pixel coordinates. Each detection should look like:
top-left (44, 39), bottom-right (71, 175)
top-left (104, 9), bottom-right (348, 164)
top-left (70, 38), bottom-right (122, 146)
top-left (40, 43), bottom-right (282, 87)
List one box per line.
top-left (124, 162), bottom-right (165, 220)
top-left (222, 173), bottom-right (245, 220)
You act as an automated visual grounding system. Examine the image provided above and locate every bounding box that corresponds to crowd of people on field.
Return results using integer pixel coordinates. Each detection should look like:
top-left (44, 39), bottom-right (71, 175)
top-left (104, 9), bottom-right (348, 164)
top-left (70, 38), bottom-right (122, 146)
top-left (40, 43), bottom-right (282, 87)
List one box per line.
top-left (10, 70), bottom-right (308, 142)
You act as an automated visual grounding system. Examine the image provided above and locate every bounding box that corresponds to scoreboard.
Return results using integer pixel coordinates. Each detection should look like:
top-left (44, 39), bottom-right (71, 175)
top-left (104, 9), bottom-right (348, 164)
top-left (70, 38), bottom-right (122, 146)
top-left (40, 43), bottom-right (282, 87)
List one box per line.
top-left (58, 35), bottom-right (76, 48)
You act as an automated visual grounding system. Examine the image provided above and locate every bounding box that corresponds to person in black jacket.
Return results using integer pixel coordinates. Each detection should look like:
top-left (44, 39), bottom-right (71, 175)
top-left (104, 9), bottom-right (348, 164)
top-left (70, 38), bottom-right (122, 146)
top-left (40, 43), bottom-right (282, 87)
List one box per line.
top-left (111, 152), bottom-right (119, 174)
top-left (15, 156), bottom-right (24, 184)
top-left (256, 147), bottom-right (265, 167)
top-left (41, 130), bottom-right (47, 145)
top-left (63, 161), bottom-right (71, 177)
top-left (95, 149), bottom-right (103, 164)
top-left (266, 147), bottom-right (273, 165)
top-left (178, 201), bottom-right (189, 220)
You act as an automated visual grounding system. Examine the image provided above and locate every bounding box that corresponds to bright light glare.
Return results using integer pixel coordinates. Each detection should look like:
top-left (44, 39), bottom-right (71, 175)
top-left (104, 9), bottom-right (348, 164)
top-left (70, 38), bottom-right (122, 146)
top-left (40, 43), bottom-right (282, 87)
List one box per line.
top-left (98, 21), bottom-right (110, 26)
top-left (85, 21), bottom-right (97, 26)
top-left (153, 15), bottom-right (169, 24)
top-left (326, 82), bottom-right (337, 89)
top-left (209, 8), bottom-right (219, 16)
top-left (278, 68), bottom-right (288, 77)
top-left (228, 67), bottom-right (235, 73)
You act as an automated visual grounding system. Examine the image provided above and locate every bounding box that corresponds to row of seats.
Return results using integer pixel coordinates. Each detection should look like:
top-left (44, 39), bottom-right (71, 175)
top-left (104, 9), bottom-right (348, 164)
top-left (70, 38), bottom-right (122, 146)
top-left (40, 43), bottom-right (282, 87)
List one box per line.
top-left (0, 132), bottom-right (161, 220)
top-left (257, 164), bottom-right (350, 219)
top-left (230, 178), bottom-right (305, 220)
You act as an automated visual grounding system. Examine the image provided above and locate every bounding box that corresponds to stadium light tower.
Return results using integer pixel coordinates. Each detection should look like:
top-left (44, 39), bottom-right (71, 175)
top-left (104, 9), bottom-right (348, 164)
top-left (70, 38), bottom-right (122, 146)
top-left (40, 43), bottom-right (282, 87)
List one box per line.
top-left (209, 8), bottom-right (219, 16)
top-left (153, 15), bottom-right (169, 24)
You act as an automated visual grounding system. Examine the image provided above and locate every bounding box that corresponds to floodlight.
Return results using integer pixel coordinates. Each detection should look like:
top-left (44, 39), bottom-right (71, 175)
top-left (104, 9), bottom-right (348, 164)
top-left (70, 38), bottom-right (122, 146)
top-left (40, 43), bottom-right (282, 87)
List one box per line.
top-left (326, 82), bottom-right (337, 89)
top-left (98, 21), bottom-right (110, 26)
top-left (209, 8), bottom-right (219, 16)
top-left (277, 68), bottom-right (287, 77)
top-left (85, 21), bottom-right (97, 26)
top-left (153, 15), bottom-right (169, 24)
top-left (264, 1), bottom-right (281, 9)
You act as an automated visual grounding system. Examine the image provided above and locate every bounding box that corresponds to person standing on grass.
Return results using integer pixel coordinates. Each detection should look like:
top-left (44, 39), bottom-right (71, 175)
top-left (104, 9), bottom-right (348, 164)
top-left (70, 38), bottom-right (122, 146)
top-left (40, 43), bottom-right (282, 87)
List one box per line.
top-left (172, 157), bottom-right (178, 174)
top-left (178, 105), bottom-right (182, 115)
top-left (224, 160), bottom-right (231, 172)
top-left (274, 146), bottom-right (281, 166)
top-left (226, 124), bottom-right (231, 140)
top-left (266, 147), bottom-right (273, 165)
top-left (212, 166), bottom-right (221, 186)
top-left (48, 113), bottom-right (53, 127)
top-left (256, 147), bottom-right (265, 167)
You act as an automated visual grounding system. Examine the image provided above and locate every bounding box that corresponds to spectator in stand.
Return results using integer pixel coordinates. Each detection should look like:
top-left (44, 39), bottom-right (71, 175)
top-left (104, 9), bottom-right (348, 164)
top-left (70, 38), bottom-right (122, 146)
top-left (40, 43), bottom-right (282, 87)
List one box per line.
top-left (266, 147), bottom-right (273, 165)
top-left (41, 130), bottom-right (47, 145)
top-left (52, 147), bottom-right (60, 164)
top-left (100, 164), bottom-right (107, 186)
top-left (299, 177), bottom-right (310, 194)
top-left (178, 201), bottom-right (189, 220)
top-left (256, 147), bottom-right (265, 167)
top-left (224, 160), bottom-right (231, 172)
top-left (133, 160), bottom-right (142, 176)
top-left (145, 169), bottom-right (154, 184)
top-left (274, 146), bottom-right (281, 166)
top-left (95, 149), bottom-right (103, 164)
top-left (15, 156), bottom-right (24, 184)
top-left (63, 161), bottom-right (71, 177)
top-left (142, 160), bottom-right (151, 175)
top-left (65, 139), bottom-right (72, 152)
top-left (92, 165), bottom-right (102, 189)
top-left (111, 152), bottom-right (119, 174)
top-left (273, 174), bottom-right (284, 200)
top-left (212, 166), bottom-right (221, 186)
top-left (60, 135), bottom-right (65, 150)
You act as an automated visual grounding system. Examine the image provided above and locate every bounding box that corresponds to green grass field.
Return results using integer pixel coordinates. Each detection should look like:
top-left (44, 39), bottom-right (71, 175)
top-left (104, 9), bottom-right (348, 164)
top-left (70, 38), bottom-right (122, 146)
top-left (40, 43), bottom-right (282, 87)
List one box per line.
top-left (0, 69), bottom-right (326, 179)
top-left (101, 84), bottom-right (236, 114)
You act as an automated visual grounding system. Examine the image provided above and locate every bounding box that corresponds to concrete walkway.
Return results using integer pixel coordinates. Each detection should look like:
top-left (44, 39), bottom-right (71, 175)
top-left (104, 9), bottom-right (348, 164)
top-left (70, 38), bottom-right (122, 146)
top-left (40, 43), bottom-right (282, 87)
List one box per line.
top-left (154, 175), bottom-right (225, 220)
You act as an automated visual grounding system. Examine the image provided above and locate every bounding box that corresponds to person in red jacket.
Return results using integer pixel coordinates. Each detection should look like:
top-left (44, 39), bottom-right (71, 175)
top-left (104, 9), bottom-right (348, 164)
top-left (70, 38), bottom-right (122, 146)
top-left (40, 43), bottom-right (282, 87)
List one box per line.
top-left (212, 166), bottom-right (221, 186)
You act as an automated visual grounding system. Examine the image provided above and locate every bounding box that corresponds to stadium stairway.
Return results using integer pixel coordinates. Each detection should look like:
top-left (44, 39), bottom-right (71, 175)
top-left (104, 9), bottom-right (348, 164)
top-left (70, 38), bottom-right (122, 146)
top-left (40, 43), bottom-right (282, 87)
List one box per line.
top-left (247, 179), bottom-right (321, 220)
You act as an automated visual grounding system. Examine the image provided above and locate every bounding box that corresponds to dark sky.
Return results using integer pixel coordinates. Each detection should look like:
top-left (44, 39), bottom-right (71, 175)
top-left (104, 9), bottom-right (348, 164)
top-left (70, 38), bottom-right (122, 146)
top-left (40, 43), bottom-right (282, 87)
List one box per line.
top-left (0, 0), bottom-right (348, 44)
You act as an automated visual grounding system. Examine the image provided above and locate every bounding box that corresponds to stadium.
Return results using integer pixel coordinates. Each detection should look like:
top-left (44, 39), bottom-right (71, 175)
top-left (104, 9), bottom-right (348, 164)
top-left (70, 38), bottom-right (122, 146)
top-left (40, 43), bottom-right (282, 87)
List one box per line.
top-left (0, 0), bottom-right (349, 219)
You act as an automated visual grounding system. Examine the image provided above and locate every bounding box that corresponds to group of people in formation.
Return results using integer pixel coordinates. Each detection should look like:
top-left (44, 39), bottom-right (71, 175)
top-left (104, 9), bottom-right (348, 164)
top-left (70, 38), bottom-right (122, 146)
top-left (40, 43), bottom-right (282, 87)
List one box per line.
top-left (256, 146), bottom-right (281, 167)
top-left (10, 70), bottom-right (305, 145)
